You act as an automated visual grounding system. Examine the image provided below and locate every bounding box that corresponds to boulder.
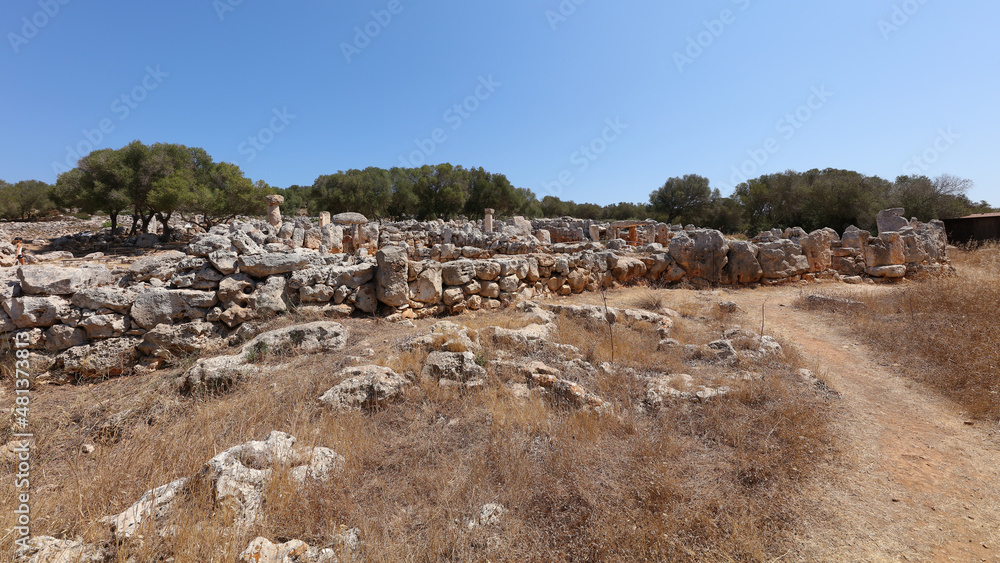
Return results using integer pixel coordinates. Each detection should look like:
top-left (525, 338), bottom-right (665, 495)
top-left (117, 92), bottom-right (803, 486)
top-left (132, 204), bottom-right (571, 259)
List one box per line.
top-left (188, 233), bottom-right (235, 256)
top-left (6, 296), bottom-right (71, 328)
top-left (44, 325), bottom-right (88, 352)
top-left (138, 320), bottom-right (218, 358)
top-left (421, 351), bottom-right (486, 382)
top-left (841, 226), bottom-right (870, 249)
top-left (128, 251), bottom-right (187, 281)
top-left (131, 288), bottom-right (218, 329)
top-left (668, 229), bottom-right (729, 283)
top-left (78, 313), bottom-right (129, 339)
top-left (864, 232), bottom-right (905, 267)
top-left (107, 432), bottom-right (342, 539)
top-left (57, 337), bottom-right (140, 379)
top-left (799, 229), bottom-right (835, 272)
top-left (218, 273), bottom-right (257, 305)
top-left (71, 287), bottom-right (138, 314)
top-left (331, 212), bottom-right (368, 225)
top-left (376, 246), bottom-right (409, 307)
top-left (207, 249), bottom-right (239, 275)
top-left (241, 321), bottom-right (349, 355)
top-left (254, 276), bottom-right (288, 316)
top-left (230, 229), bottom-right (262, 254)
top-left (721, 241), bottom-right (762, 284)
top-left (442, 260), bottom-right (475, 286)
top-left (238, 253), bottom-right (312, 277)
top-left (17, 265), bottom-right (114, 295)
top-left (757, 240), bottom-right (810, 279)
top-left (409, 262), bottom-right (443, 304)
top-left (877, 208), bottom-right (908, 234)
top-left (319, 365), bottom-right (410, 410)
top-left (353, 283), bottom-right (377, 313)
top-left (522, 361), bottom-right (606, 411)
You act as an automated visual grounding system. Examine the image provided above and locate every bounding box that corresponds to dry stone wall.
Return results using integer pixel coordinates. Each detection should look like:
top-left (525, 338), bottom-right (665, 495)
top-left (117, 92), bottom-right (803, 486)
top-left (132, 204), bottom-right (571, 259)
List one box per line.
top-left (0, 208), bottom-right (948, 381)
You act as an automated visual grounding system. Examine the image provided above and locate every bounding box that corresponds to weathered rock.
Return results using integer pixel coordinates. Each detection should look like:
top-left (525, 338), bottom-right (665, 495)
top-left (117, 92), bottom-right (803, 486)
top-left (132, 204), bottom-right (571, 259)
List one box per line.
top-left (331, 212), bottom-right (368, 225)
top-left (442, 287), bottom-right (465, 306)
top-left (78, 313), bottom-right (130, 339)
top-left (127, 251), bottom-right (187, 282)
top-left (188, 233), bottom-right (235, 256)
top-left (138, 320), bottom-right (218, 358)
top-left (667, 229), bottom-right (729, 283)
top-left (841, 226), bottom-right (870, 249)
top-left (218, 273), bottom-right (257, 305)
top-left (421, 351), bottom-right (486, 382)
top-left (230, 229), bottom-right (263, 254)
top-left (254, 276), bottom-right (288, 316)
top-left (45, 324), bottom-right (88, 352)
top-left (71, 287), bottom-right (138, 314)
top-left (757, 240), bottom-right (810, 279)
top-left (877, 208), bottom-right (908, 234)
top-left (320, 365), bottom-right (410, 410)
top-left (17, 265), bottom-right (114, 295)
top-left (864, 232), bottom-right (905, 267)
top-left (721, 241), bottom-right (762, 284)
top-left (106, 478), bottom-right (188, 540)
top-left (866, 264), bottom-right (907, 278)
top-left (523, 361), bottom-right (606, 411)
top-left (15, 535), bottom-right (108, 563)
top-left (409, 261), bottom-right (443, 303)
top-left (239, 252), bottom-right (312, 278)
top-left (376, 246), bottom-right (409, 307)
top-left (131, 288), bottom-right (218, 329)
top-left (442, 260), bottom-right (475, 286)
top-left (208, 249), bottom-right (240, 275)
top-left (6, 296), bottom-right (72, 328)
top-left (57, 337), bottom-right (140, 379)
top-left (799, 229), bottom-right (835, 272)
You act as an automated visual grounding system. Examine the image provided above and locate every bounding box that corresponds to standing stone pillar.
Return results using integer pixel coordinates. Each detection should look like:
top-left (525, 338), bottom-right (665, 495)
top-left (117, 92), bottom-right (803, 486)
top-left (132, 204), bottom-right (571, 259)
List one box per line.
top-left (265, 194), bottom-right (285, 230)
top-left (588, 225), bottom-right (600, 242)
top-left (484, 208), bottom-right (495, 233)
top-left (318, 211), bottom-right (331, 228)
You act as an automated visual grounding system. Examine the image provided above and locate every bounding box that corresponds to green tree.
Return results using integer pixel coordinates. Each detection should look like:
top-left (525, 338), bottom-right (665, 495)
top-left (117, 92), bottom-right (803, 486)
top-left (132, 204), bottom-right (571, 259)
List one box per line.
top-left (649, 174), bottom-right (713, 224)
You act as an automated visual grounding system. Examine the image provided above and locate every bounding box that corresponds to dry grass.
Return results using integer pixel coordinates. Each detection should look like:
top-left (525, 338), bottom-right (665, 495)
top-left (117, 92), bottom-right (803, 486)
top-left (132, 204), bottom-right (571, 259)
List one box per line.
top-left (803, 242), bottom-right (1000, 420)
top-left (0, 291), bottom-right (834, 562)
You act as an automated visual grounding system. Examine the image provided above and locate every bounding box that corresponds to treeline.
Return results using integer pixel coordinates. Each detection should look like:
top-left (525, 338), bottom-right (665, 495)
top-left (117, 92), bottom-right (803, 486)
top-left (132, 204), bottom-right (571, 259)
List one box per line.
top-left (3, 140), bottom-right (994, 237)
top-left (280, 164), bottom-right (540, 220)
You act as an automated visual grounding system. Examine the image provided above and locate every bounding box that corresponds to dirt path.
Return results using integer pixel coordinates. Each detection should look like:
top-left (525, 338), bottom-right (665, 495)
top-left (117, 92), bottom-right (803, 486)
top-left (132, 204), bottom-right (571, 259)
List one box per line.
top-left (717, 285), bottom-right (1000, 562)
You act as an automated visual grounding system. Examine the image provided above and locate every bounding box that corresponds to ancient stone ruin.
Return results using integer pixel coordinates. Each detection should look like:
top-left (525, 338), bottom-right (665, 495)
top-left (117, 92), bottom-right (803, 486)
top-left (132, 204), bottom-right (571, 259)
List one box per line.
top-left (0, 206), bottom-right (948, 381)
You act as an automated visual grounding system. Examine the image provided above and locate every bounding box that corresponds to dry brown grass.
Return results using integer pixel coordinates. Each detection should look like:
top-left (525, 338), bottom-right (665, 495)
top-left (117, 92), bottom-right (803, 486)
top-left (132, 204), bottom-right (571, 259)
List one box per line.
top-left (0, 291), bottom-right (833, 562)
top-left (803, 242), bottom-right (1000, 420)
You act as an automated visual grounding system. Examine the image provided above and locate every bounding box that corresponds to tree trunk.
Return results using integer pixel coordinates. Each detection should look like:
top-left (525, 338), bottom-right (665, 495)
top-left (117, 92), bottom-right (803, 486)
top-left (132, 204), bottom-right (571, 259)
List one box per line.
top-left (110, 212), bottom-right (119, 236)
top-left (156, 212), bottom-right (173, 241)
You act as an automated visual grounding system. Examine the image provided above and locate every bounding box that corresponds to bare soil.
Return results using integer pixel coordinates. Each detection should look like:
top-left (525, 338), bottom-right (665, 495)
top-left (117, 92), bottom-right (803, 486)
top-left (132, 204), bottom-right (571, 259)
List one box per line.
top-left (716, 284), bottom-right (1000, 562)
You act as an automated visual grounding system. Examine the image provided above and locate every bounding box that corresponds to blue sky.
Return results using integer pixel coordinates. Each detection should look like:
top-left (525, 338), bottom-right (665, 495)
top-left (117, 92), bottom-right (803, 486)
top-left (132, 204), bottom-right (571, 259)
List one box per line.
top-left (2, 0), bottom-right (998, 206)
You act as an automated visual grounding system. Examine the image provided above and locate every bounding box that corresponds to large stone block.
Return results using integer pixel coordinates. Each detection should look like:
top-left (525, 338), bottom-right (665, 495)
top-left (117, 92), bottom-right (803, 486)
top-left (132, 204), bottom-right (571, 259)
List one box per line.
top-left (376, 246), bottom-right (409, 307)
top-left (17, 265), bottom-right (114, 295)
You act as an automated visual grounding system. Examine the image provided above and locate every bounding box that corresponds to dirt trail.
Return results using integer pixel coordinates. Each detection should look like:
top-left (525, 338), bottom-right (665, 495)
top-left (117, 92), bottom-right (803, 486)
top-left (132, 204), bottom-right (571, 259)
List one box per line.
top-left (719, 285), bottom-right (1000, 562)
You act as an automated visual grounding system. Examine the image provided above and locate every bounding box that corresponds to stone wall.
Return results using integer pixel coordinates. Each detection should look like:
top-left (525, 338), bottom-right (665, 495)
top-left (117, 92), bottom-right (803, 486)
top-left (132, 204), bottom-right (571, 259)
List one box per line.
top-left (0, 209), bottom-right (948, 381)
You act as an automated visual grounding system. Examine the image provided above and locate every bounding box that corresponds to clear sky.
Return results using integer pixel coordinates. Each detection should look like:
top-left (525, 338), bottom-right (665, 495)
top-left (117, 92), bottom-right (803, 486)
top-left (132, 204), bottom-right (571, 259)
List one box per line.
top-left (2, 0), bottom-right (998, 206)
